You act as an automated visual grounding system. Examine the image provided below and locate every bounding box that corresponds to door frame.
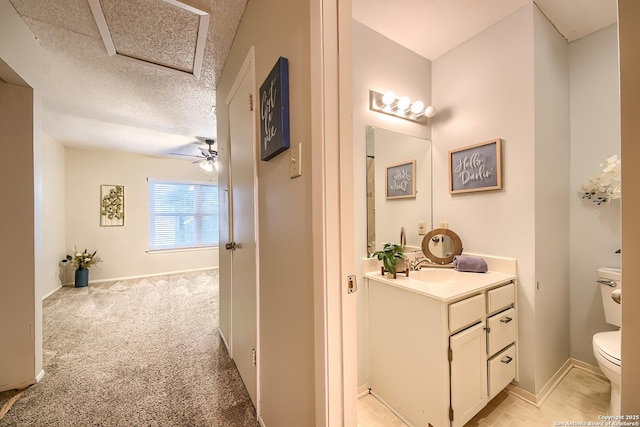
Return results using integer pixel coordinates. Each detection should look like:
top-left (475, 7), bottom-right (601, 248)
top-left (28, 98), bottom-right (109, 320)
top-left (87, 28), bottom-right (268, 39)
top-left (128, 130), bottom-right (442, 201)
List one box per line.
top-left (224, 45), bottom-right (260, 415)
top-left (310, 0), bottom-right (356, 425)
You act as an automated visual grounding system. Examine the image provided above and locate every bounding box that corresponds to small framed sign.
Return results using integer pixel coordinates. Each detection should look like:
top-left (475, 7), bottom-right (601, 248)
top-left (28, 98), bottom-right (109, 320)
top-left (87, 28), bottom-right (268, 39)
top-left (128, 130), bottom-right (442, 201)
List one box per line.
top-left (449, 139), bottom-right (502, 194)
top-left (386, 160), bottom-right (416, 199)
top-left (259, 57), bottom-right (290, 161)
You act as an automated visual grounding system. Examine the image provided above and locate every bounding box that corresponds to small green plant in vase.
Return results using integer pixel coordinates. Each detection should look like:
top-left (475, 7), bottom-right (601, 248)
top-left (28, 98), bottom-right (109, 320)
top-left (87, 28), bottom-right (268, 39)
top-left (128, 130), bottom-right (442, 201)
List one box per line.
top-left (372, 243), bottom-right (408, 278)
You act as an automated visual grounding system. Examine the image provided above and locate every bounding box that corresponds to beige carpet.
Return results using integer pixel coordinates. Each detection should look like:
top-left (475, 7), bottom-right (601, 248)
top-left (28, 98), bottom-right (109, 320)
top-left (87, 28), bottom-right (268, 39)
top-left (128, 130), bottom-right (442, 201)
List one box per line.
top-left (0, 270), bottom-right (256, 426)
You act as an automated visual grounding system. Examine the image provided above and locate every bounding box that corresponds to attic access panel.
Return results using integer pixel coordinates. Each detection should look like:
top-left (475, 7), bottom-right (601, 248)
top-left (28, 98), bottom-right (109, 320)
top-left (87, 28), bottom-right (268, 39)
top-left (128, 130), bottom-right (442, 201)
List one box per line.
top-left (88, 0), bottom-right (209, 79)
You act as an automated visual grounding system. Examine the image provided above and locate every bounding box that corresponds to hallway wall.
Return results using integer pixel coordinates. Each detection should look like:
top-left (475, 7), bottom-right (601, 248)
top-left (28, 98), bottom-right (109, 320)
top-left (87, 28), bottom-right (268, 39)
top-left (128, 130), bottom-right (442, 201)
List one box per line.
top-left (39, 132), bottom-right (67, 298)
top-left (216, 0), bottom-right (315, 424)
top-left (0, 1), bottom-right (45, 389)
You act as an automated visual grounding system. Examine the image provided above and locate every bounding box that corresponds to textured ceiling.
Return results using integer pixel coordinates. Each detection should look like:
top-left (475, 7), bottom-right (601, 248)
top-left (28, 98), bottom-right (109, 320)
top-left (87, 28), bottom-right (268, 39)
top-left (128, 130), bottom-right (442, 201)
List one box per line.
top-left (8, 0), bottom-right (247, 158)
top-left (9, 0), bottom-right (617, 159)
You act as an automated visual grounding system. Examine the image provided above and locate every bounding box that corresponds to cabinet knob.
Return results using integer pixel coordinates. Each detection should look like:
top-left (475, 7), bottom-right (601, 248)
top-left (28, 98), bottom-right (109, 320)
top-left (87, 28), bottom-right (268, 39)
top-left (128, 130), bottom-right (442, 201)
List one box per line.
top-left (501, 355), bottom-right (513, 364)
top-left (500, 316), bottom-right (513, 324)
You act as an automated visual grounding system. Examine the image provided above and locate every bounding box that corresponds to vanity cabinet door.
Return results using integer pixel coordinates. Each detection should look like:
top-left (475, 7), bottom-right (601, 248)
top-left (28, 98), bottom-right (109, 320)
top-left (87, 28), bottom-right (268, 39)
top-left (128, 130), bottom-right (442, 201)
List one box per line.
top-left (450, 322), bottom-right (487, 427)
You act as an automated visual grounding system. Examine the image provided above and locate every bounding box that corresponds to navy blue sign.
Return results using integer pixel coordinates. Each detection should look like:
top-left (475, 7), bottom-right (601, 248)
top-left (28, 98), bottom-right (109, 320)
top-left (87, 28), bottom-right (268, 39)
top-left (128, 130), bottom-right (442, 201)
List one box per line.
top-left (259, 57), bottom-right (290, 161)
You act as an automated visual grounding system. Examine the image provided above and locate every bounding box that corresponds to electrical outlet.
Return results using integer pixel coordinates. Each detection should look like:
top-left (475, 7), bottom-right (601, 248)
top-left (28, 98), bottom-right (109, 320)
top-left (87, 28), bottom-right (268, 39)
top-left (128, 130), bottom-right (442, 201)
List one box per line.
top-left (418, 222), bottom-right (427, 235)
top-left (290, 143), bottom-right (302, 178)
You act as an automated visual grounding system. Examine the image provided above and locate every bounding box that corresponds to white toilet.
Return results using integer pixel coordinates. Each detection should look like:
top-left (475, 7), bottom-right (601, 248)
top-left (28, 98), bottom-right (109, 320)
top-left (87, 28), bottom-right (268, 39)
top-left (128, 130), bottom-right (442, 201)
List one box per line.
top-left (592, 267), bottom-right (622, 415)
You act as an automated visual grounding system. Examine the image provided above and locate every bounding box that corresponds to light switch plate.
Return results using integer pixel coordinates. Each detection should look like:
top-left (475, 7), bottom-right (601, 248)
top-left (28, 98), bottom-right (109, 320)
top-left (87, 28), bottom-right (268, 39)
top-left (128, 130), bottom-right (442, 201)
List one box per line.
top-left (290, 143), bottom-right (302, 178)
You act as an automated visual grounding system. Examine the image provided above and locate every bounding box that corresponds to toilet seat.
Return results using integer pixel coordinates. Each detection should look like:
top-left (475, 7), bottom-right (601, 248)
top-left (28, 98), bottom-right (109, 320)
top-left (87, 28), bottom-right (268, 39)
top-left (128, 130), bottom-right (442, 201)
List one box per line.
top-left (593, 331), bottom-right (621, 366)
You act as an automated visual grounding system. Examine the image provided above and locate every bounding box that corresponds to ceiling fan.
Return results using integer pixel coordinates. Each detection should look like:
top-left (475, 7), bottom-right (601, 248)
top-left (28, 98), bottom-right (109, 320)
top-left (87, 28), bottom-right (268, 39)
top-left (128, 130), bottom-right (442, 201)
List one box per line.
top-left (171, 138), bottom-right (218, 172)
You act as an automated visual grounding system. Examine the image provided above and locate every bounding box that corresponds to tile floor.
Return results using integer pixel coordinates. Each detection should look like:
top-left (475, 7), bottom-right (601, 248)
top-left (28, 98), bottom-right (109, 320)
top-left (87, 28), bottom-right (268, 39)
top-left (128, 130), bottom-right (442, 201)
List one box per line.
top-left (358, 367), bottom-right (611, 427)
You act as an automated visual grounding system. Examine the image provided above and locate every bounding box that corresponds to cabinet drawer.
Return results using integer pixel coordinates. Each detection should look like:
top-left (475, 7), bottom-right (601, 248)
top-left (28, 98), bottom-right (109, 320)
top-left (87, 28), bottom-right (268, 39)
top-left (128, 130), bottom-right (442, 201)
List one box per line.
top-left (488, 344), bottom-right (516, 399)
top-left (487, 308), bottom-right (516, 355)
top-left (487, 283), bottom-right (514, 314)
top-left (449, 294), bottom-right (485, 333)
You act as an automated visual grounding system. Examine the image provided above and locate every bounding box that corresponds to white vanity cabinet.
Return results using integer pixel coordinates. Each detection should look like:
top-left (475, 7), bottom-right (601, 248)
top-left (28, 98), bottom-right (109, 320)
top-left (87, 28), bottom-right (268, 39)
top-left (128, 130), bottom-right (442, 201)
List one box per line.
top-left (368, 275), bottom-right (516, 427)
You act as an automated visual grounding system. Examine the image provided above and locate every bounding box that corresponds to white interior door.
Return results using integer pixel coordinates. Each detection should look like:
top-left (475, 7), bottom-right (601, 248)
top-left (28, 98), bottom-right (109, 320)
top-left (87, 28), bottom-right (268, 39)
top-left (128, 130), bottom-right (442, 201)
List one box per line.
top-left (227, 51), bottom-right (258, 407)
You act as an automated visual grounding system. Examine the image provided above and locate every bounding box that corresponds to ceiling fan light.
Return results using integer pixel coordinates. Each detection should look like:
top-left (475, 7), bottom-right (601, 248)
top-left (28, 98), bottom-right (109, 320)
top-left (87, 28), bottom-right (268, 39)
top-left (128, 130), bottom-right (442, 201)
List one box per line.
top-left (199, 160), bottom-right (214, 172)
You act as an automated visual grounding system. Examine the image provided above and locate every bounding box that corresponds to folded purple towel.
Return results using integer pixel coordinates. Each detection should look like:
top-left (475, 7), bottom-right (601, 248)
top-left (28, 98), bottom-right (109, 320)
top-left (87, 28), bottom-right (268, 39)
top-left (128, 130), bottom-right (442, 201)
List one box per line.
top-left (453, 255), bottom-right (488, 273)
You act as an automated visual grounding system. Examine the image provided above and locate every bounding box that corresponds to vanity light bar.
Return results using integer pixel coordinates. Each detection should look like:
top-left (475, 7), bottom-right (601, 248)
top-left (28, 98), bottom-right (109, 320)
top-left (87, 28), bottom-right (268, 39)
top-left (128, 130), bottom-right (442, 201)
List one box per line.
top-left (369, 90), bottom-right (435, 125)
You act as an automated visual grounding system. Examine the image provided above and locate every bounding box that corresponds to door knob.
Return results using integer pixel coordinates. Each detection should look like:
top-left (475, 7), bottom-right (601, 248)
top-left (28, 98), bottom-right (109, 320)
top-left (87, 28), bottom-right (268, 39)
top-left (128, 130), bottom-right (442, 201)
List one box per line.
top-left (225, 242), bottom-right (237, 250)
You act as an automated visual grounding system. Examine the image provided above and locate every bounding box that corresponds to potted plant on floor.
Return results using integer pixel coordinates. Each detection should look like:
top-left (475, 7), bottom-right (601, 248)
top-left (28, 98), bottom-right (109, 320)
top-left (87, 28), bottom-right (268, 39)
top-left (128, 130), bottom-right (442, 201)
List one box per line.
top-left (62, 247), bottom-right (102, 288)
top-left (371, 243), bottom-right (407, 278)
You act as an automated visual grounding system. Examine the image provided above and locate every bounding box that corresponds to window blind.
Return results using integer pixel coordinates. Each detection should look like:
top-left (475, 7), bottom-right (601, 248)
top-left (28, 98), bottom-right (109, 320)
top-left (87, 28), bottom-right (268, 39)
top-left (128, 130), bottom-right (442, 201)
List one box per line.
top-left (148, 180), bottom-right (218, 251)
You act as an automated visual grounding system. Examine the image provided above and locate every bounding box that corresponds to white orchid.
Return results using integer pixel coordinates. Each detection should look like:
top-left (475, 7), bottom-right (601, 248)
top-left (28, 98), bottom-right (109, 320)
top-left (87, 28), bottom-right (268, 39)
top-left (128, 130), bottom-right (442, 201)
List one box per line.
top-left (579, 155), bottom-right (621, 205)
top-left (63, 246), bottom-right (103, 270)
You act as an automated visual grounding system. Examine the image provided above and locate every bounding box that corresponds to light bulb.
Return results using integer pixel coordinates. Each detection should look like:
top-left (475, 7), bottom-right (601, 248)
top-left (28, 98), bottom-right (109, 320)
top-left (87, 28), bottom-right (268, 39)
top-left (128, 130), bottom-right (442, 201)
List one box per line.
top-left (397, 96), bottom-right (411, 111)
top-left (213, 159), bottom-right (219, 171)
top-left (381, 91), bottom-right (396, 106)
top-left (410, 100), bottom-right (424, 114)
top-left (424, 105), bottom-right (435, 118)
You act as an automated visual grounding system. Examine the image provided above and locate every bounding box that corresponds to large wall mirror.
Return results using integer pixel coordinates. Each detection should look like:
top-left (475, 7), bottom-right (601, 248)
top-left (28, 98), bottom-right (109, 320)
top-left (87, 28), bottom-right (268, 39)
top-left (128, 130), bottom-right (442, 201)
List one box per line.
top-left (366, 126), bottom-right (432, 255)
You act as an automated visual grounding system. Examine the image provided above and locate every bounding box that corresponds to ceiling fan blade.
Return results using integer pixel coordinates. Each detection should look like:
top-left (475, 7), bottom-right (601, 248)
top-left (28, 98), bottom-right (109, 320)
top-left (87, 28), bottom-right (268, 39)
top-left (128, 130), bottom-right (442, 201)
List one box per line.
top-left (170, 152), bottom-right (204, 159)
top-left (199, 147), bottom-right (210, 157)
top-left (192, 158), bottom-right (207, 164)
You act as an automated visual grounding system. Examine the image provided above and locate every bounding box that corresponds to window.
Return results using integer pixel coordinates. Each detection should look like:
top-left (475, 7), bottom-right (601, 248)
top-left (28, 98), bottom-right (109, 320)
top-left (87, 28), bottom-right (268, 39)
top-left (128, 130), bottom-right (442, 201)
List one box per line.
top-left (148, 180), bottom-right (218, 251)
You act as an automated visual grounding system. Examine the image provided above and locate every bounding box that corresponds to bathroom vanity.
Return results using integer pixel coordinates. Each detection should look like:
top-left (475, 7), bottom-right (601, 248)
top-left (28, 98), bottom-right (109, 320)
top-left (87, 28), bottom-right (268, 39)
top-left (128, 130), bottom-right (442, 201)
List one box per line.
top-left (366, 264), bottom-right (517, 427)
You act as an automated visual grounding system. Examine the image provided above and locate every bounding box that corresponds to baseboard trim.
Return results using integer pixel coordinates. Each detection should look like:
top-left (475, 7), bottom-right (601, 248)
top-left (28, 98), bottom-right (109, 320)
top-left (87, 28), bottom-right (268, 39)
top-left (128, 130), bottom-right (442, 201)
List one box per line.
top-left (571, 357), bottom-right (607, 380)
top-left (219, 329), bottom-right (231, 355)
top-left (369, 390), bottom-right (414, 427)
top-left (63, 266), bottom-right (219, 286)
top-left (42, 286), bottom-right (62, 300)
top-left (35, 370), bottom-right (45, 383)
top-left (507, 358), bottom-right (605, 407)
top-left (258, 415), bottom-right (266, 427)
top-left (358, 384), bottom-right (370, 398)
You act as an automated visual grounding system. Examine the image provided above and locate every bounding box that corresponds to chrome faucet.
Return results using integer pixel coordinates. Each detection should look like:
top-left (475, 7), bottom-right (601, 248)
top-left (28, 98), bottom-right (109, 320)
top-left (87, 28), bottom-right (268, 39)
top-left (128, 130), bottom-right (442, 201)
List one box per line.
top-left (400, 226), bottom-right (407, 249)
top-left (410, 257), bottom-right (434, 271)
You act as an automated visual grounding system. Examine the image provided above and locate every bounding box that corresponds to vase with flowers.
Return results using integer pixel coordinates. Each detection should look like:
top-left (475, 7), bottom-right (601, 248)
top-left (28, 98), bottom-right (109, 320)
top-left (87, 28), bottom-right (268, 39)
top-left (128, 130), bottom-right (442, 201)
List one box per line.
top-left (62, 247), bottom-right (103, 288)
top-left (579, 155), bottom-right (621, 205)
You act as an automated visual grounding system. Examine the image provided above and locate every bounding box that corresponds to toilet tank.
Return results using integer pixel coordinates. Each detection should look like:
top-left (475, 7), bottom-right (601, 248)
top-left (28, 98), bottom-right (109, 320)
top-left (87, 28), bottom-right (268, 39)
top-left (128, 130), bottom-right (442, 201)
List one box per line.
top-left (597, 267), bottom-right (622, 327)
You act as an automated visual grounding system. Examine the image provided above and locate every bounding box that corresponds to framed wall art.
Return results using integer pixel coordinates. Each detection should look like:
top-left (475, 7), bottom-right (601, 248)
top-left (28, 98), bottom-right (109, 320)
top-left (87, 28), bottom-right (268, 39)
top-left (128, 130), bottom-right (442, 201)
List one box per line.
top-left (386, 160), bottom-right (416, 199)
top-left (449, 139), bottom-right (502, 194)
top-left (259, 56), bottom-right (290, 161)
top-left (100, 185), bottom-right (124, 226)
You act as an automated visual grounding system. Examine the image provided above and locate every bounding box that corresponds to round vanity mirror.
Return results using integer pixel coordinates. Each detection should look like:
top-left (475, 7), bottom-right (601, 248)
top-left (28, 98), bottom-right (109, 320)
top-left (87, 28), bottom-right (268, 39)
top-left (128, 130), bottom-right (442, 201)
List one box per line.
top-left (421, 228), bottom-right (463, 265)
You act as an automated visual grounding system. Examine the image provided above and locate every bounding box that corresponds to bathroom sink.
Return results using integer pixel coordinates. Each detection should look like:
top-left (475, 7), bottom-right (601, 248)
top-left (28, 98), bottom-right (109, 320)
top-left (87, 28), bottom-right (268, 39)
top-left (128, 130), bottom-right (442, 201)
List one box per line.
top-left (410, 268), bottom-right (458, 283)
